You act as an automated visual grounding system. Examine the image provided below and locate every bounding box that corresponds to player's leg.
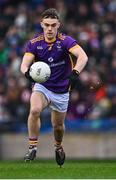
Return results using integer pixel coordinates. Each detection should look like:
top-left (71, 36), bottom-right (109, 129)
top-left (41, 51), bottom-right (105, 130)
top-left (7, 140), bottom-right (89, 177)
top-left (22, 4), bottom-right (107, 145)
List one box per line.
top-left (24, 91), bottom-right (48, 161)
top-left (51, 110), bottom-right (66, 166)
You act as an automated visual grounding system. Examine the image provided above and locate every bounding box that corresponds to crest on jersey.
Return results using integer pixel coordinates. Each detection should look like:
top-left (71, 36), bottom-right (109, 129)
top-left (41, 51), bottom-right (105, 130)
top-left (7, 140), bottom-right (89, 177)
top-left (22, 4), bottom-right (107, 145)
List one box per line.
top-left (56, 41), bottom-right (62, 50)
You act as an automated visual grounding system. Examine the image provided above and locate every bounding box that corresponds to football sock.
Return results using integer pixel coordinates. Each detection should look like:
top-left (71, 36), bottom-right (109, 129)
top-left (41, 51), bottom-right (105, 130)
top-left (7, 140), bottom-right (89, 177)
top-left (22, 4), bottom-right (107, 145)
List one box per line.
top-left (29, 137), bottom-right (38, 151)
top-left (54, 140), bottom-right (62, 150)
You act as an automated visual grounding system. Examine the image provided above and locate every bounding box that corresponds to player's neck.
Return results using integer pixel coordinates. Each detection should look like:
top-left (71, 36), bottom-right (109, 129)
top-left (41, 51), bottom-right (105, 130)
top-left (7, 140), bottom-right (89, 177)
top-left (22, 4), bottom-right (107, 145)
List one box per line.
top-left (44, 36), bottom-right (56, 43)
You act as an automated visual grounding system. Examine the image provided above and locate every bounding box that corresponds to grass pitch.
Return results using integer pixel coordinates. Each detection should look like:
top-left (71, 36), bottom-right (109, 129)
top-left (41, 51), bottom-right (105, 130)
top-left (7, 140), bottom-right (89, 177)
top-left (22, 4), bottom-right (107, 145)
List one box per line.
top-left (0, 159), bottom-right (116, 179)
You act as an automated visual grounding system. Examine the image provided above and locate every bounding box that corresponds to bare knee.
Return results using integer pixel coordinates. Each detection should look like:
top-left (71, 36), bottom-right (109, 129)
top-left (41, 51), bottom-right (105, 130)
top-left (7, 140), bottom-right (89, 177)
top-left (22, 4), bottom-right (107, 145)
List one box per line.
top-left (30, 107), bottom-right (41, 118)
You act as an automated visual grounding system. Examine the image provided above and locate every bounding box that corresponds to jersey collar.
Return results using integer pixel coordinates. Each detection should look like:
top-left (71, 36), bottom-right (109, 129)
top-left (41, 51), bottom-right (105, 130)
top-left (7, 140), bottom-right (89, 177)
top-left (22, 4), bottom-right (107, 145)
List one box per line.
top-left (44, 36), bottom-right (56, 43)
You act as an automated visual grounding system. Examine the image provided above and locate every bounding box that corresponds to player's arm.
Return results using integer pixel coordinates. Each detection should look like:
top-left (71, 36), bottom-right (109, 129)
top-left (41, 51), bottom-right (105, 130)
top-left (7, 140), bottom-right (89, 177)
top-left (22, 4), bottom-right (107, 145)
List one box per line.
top-left (20, 53), bottom-right (35, 74)
top-left (20, 53), bottom-right (35, 82)
top-left (69, 44), bottom-right (88, 73)
top-left (68, 44), bottom-right (88, 88)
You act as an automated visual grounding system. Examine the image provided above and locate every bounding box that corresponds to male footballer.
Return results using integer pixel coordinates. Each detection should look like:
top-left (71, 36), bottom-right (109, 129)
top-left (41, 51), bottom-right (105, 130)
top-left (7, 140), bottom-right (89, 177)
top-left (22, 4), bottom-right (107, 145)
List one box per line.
top-left (20, 8), bottom-right (88, 166)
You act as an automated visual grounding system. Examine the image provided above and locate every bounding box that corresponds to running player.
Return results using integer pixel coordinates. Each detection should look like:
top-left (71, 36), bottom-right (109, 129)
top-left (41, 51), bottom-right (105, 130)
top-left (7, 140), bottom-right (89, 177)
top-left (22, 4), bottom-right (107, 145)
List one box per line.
top-left (20, 8), bottom-right (88, 166)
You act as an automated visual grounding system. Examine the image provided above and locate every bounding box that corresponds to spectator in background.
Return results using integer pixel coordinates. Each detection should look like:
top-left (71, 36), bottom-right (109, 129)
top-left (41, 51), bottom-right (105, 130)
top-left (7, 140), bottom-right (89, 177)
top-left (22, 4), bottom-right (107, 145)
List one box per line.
top-left (0, 0), bottom-right (115, 133)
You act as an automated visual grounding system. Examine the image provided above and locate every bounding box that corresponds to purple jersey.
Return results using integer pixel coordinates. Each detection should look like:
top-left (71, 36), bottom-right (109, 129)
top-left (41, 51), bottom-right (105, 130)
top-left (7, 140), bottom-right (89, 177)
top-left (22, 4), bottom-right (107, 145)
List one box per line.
top-left (25, 33), bottom-right (78, 93)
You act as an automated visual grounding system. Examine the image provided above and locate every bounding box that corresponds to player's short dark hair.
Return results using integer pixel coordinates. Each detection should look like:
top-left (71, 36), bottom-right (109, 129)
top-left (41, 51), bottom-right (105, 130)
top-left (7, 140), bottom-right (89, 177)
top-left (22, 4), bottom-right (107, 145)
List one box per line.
top-left (41, 8), bottom-right (60, 20)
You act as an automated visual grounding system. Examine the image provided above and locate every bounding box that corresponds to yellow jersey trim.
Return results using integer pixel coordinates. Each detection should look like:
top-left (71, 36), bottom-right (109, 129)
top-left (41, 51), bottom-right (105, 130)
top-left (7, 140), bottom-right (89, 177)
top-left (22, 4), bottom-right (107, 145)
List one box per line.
top-left (25, 52), bottom-right (35, 56)
top-left (30, 33), bottom-right (66, 44)
top-left (44, 33), bottom-right (66, 43)
top-left (31, 35), bottom-right (44, 44)
top-left (69, 44), bottom-right (80, 53)
top-left (45, 37), bottom-right (56, 43)
top-left (69, 54), bottom-right (74, 70)
top-left (68, 54), bottom-right (75, 92)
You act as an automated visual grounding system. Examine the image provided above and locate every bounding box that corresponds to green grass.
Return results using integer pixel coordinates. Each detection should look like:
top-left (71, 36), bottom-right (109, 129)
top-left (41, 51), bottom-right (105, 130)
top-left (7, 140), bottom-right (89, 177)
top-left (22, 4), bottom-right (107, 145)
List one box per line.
top-left (0, 159), bottom-right (116, 179)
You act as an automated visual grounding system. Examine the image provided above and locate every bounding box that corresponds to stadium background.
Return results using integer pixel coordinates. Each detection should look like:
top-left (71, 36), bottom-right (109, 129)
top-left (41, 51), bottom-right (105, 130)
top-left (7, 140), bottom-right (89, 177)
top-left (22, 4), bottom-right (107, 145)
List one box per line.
top-left (0, 0), bottom-right (116, 160)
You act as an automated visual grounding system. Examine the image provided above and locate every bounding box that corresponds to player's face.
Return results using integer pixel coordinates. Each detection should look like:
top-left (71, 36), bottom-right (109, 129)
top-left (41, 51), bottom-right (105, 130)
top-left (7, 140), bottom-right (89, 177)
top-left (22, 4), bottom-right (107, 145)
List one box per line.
top-left (41, 18), bottom-right (60, 41)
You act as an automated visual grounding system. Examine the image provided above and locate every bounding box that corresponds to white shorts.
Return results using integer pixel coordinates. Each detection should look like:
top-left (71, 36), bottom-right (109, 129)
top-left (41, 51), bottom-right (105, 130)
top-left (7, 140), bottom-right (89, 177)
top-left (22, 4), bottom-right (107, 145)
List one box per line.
top-left (33, 83), bottom-right (69, 112)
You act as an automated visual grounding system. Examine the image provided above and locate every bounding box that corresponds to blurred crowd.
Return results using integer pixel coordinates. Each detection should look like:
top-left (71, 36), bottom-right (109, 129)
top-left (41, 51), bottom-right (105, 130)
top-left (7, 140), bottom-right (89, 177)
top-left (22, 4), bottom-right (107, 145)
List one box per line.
top-left (0, 0), bottom-right (116, 130)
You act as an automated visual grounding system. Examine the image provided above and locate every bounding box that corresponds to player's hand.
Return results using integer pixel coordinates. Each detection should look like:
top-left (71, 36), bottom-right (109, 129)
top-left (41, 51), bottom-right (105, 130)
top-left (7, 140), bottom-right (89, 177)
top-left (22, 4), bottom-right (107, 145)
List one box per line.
top-left (25, 68), bottom-right (35, 83)
top-left (68, 69), bottom-right (79, 89)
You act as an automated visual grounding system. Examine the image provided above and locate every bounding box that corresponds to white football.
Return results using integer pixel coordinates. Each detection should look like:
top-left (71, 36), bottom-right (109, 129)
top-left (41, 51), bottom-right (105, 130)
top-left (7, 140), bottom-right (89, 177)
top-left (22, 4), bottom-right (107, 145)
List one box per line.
top-left (29, 61), bottom-right (51, 83)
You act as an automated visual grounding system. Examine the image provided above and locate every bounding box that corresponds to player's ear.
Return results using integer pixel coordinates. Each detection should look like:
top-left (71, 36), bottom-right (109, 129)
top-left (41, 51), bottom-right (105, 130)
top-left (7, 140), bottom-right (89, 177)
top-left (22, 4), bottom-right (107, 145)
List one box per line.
top-left (57, 21), bottom-right (60, 28)
top-left (40, 22), bottom-right (44, 28)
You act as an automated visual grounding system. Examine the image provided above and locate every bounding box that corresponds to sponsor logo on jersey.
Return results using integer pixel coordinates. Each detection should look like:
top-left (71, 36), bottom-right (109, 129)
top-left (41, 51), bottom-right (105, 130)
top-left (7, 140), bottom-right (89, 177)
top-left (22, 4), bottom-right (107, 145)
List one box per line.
top-left (48, 57), bottom-right (54, 62)
top-left (50, 61), bottom-right (65, 67)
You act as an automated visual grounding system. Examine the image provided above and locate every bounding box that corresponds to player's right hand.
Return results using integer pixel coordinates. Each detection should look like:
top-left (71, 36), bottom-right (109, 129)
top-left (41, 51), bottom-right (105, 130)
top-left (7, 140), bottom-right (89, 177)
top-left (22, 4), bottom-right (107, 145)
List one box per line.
top-left (25, 68), bottom-right (35, 83)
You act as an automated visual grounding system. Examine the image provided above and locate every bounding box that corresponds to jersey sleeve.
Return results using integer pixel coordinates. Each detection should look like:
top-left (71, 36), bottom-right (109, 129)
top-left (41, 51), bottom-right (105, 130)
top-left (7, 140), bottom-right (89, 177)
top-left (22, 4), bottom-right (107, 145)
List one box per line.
top-left (25, 40), bottom-right (36, 55)
top-left (64, 36), bottom-right (79, 51)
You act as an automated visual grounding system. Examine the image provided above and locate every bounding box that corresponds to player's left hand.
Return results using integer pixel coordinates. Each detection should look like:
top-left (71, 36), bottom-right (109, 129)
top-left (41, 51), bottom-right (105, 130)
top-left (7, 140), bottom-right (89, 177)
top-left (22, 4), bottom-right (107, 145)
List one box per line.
top-left (25, 68), bottom-right (36, 83)
top-left (68, 69), bottom-right (79, 89)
